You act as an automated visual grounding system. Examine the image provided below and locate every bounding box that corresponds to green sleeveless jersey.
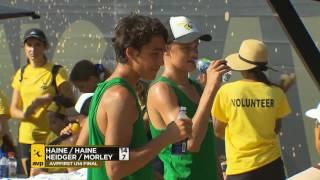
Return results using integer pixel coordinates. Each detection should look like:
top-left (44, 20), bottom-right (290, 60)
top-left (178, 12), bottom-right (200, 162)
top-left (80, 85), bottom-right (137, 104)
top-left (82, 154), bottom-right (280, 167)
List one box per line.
top-left (150, 76), bottom-right (218, 180)
top-left (87, 77), bottom-right (153, 180)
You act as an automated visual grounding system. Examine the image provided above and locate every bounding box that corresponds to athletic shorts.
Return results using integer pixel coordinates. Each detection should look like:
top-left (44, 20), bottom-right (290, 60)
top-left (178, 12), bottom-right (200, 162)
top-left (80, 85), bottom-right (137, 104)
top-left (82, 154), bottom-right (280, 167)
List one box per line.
top-left (18, 143), bottom-right (31, 159)
top-left (227, 158), bottom-right (286, 180)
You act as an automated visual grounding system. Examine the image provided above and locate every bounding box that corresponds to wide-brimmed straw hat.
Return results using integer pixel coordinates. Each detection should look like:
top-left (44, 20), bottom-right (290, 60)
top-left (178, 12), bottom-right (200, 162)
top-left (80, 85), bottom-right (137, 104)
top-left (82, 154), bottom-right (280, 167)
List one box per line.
top-left (226, 39), bottom-right (269, 71)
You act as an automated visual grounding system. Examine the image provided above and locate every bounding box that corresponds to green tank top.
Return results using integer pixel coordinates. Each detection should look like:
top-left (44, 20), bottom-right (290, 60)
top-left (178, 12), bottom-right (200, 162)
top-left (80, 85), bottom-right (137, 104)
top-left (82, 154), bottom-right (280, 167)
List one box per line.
top-left (87, 77), bottom-right (153, 180)
top-left (150, 76), bottom-right (218, 180)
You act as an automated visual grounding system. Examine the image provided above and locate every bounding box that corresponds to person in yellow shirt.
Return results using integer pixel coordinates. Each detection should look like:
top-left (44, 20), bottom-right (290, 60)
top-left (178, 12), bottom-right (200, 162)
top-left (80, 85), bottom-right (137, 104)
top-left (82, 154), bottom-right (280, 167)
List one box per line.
top-left (212, 39), bottom-right (291, 180)
top-left (0, 91), bottom-right (11, 151)
top-left (10, 28), bottom-right (74, 177)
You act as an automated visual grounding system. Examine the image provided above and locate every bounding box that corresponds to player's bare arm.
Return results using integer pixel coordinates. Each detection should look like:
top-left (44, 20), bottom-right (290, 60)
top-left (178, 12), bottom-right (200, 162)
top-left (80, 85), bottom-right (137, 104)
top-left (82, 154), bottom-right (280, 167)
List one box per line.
top-left (101, 85), bottom-right (191, 179)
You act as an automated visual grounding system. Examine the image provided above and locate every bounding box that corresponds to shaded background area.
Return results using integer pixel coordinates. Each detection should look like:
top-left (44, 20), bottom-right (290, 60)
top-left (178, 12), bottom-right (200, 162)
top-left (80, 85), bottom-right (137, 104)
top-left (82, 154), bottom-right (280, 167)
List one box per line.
top-left (0, 0), bottom-right (319, 176)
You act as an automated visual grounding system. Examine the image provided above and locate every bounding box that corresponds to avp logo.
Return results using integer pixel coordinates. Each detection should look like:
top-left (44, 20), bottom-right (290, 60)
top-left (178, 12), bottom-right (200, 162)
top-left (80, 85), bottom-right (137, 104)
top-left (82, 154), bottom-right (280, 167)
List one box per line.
top-left (32, 161), bottom-right (44, 167)
top-left (31, 144), bottom-right (45, 168)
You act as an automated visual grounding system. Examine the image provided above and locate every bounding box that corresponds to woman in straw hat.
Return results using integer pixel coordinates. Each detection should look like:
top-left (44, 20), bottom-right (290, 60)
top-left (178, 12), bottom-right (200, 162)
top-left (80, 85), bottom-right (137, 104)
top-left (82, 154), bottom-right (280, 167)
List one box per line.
top-left (212, 39), bottom-right (291, 180)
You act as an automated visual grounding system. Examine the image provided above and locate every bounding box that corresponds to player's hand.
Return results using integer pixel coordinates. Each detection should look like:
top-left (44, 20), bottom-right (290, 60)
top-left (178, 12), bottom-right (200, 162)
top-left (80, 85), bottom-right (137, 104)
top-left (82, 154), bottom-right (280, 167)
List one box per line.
top-left (32, 93), bottom-right (52, 107)
top-left (24, 93), bottom-right (52, 118)
top-left (165, 119), bottom-right (192, 144)
top-left (24, 103), bottom-right (37, 118)
top-left (206, 59), bottom-right (230, 86)
top-left (60, 122), bottom-right (80, 136)
top-left (60, 123), bottom-right (73, 136)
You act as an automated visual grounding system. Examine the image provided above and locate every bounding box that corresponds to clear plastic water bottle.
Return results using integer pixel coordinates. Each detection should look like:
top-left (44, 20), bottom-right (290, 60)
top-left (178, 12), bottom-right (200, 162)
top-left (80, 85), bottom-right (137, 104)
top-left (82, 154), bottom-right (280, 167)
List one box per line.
top-left (195, 58), bottom-right (232, 82)
top-left (171, 106), bottom-right (190, 155)
top-left (0, 152), bottom-right (8, 178)
top-left (7, 152), bottom-right (17, 177)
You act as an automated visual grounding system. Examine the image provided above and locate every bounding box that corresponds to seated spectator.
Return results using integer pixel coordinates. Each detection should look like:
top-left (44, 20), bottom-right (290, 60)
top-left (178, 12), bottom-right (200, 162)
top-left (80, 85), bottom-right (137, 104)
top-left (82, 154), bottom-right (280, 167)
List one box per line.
top-left (70, 59), bottom-right (111, 93)
top-left (47, 60), bottom-right (110, 136)
top-left (288, 102), bottom-right (320, 180)
top-left (51, 60), bottom-right (111, 139)
top-left (306, 103), bottom-right (320, 154)
top-left (58, 93), bottom-right (93, 146)
top-left (58, 60), bottom-right (111, 172)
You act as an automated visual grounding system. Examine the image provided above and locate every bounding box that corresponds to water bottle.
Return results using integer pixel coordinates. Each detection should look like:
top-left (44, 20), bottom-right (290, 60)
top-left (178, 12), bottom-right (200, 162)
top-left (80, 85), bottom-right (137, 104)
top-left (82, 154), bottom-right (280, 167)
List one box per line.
top-left (195, 58), bottom-right (232, 82)
top-left (171, 106), bottom-right (190, 155)
top-left (7, 152), bottom-right (17, 177)
top-left (0, 152), bottom-right (8, 178)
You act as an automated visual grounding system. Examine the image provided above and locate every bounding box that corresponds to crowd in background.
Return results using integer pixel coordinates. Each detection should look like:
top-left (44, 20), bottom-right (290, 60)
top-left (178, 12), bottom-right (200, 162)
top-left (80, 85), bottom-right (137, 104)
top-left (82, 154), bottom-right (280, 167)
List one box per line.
top-left (1, 13), bottom-right (317, 180)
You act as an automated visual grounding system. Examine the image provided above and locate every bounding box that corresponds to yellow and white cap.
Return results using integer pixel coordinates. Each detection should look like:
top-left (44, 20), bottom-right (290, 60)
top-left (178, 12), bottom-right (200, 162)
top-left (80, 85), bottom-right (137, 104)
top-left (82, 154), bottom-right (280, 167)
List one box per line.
top-left (167, 16), bottom-right (211, 43)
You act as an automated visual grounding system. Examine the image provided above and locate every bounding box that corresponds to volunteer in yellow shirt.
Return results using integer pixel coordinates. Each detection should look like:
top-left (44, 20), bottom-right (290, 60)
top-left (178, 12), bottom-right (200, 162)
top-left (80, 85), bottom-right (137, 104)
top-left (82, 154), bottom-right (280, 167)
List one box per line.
top-left (10, 28), bottom-right (74, 177)
top-left (212, 39), bottom-right (291, 180)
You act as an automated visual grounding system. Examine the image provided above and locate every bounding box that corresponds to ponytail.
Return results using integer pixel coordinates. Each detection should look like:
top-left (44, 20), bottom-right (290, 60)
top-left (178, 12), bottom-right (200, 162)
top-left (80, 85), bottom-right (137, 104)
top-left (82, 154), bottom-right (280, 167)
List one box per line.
top-left (249, 66), bottom-right (275, 86)
top-left (94, 63), bottom-right (105, 74)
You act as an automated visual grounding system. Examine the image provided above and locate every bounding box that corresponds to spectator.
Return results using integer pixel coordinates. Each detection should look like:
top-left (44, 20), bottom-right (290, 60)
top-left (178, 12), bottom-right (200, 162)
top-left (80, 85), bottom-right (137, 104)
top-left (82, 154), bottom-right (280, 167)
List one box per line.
top-left (306, 103), bottom-right (320, 154)
top-left (288, 103), bottom-right (320, 180)
top-left (10, 28), bottom-right (74, 176)
top-left (212, 39), bottom-right (291, 180)
top-left (70, 59), bottom-right (111, 93)
top-left (59, 60), bottom-right (112, 150)
top-left (0, 90), bottom-right (12, 152)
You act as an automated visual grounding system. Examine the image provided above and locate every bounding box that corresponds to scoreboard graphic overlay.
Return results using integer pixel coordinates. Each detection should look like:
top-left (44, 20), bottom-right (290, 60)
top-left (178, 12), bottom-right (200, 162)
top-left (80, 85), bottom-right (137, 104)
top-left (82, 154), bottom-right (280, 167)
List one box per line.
top-left (31, 144), bottom-right (129, 168)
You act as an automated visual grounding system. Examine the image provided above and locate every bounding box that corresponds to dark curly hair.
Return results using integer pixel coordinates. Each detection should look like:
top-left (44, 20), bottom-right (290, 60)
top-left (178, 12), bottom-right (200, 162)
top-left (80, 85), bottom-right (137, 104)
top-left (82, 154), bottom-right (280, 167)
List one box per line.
top-left (112, 14), bottom-right (168, 63)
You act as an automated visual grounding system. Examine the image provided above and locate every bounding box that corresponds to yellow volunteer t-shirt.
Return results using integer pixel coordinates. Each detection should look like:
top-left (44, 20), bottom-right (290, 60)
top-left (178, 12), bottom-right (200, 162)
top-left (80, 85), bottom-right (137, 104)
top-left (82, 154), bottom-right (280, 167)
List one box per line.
top-left (212, 80), bottom-right (291, 175)
top-left (11, 63), bottom-right (68, 144)
top-left (0, 90), bottom-right (9, 146)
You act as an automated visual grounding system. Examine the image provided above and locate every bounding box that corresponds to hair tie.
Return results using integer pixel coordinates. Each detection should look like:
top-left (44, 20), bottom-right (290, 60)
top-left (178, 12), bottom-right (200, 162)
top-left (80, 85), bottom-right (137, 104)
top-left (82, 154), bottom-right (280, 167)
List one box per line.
top-left (95, 63), bottom-right (106, 80)
top-left (94, 64), bottom-right (105, 74)
top-left (258, 65), bottom-right (268, 71)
